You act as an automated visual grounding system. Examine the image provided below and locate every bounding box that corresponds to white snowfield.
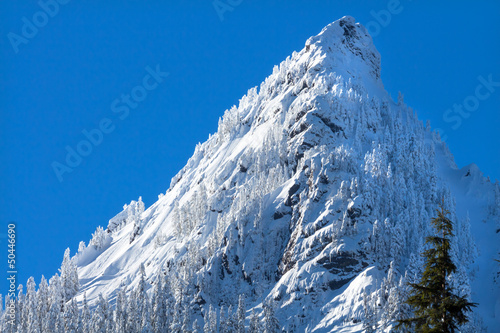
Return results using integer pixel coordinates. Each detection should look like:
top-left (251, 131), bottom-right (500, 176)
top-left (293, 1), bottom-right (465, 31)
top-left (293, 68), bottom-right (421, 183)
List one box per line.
top-left (73, 16), bottom-right (499, 332)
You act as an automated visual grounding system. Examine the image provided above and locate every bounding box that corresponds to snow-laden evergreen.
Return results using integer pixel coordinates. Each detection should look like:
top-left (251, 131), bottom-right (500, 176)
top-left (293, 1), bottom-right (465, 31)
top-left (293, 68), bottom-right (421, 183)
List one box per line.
top-left (1, 16), bottom-right (499, 332)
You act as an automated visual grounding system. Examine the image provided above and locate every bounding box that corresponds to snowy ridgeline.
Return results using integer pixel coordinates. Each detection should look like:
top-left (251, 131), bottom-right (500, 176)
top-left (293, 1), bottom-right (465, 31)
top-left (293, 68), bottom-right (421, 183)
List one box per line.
top-left (1, 16), bottom-right (499, 332)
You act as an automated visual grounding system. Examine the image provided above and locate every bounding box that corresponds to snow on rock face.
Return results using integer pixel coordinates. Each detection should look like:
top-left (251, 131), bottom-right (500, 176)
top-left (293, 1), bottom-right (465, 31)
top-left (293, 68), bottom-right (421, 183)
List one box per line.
top-left (305, 16), bottom-right (382, 82)
top-left (73, 16), bottom-right (500, 332)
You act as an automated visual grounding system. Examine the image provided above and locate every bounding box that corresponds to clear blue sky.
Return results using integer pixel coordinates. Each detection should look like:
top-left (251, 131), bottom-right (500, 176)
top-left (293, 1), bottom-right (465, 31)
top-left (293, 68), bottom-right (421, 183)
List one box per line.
top-left (1, 1), bottom-right (499, 295)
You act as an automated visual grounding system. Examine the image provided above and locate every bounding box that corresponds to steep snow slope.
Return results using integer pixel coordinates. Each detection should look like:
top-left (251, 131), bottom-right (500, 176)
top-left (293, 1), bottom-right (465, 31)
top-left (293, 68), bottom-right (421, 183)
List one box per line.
top-left (73, 16), bottom-right (500, 332)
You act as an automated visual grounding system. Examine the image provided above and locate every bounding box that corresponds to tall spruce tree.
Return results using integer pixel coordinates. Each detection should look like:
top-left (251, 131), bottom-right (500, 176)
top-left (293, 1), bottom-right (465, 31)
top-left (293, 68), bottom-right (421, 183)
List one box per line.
top-left (236, 294), bottom-right (246, 333)
top-left (397, 202), bottom-right (476, 332)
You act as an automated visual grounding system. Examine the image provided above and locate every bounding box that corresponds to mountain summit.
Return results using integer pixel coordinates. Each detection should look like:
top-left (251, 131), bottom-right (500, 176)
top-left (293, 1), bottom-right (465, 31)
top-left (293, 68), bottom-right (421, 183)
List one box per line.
top-left (306, 16), bottom-right (382, 83)
top-left (67, 17), bottom-right (500, 332)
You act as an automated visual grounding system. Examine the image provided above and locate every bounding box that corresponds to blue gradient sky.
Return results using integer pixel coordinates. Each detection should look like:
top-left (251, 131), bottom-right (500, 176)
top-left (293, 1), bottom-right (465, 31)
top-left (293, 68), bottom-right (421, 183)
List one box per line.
top-left (1, 1), bottom-right (499, 295)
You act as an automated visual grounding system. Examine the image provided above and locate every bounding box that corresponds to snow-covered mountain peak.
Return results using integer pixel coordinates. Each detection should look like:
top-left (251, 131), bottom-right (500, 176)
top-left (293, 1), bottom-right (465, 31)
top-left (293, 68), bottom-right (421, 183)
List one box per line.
top-left (65, 17), bottom-right (499, 332)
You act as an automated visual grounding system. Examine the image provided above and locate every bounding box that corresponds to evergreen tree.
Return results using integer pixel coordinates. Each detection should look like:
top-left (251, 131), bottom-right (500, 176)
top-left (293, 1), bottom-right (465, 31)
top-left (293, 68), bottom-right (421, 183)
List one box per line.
top-left (236, 294), bottom-right (246, 333)
top-left (362, 290), bottom-right (376, 333)
top-left (115, 287), bottom-right (128, 333)
top-left (25, 277), bottom-right (40, 333)
top-left (169, 296), bottom-right (182, 333)
top-left (78, 241), bottom-right (86, 254)
top-left (220, 305), bottom-right (228, 333)
top-left (91, 305), bottom-right (105, 333)
top-left (17, 285), bottom-right (27, 333)
top-left (91, 226), bottom-right (108, 249)
top-left (249, 308), bottom-right (261, 333)
top-left (226, 305), bottom-right (236, 332)
top-left (163, 275), bottom-right (176, 330)
top-left (126, 289), bottom-right (139, 333)
top-left (36, 276), bottom-right (50, 333)
top-left (44, 297), bottom-right (60, 332)
top-left (91, 294), bottom-right (110, 333)
top-left (151, 276), bottom-right (167, 333)
top-left (181, 305), bottom-right (192, 333)
top-left (54, 309), bottom-right (65, 333)
top-left (204, 304), bottom-right (217, 333)
top-left (209, 304), bottom-right (218, 333)
top-left (203, 307), bottom-right (211, 333)
top-left (81, 293), bottom-right (91, 333)
top-left (397, 202), bottom-right (476, 332)
top-left (48, 274), bottom-right (64, 312)
top-left (63, 299), bottom-right (79, 333)
top-left (137, 264), bottom-right (149, 313)
top-left (263, 300), bottom-right (279, 333)
top-left (141, 310), bottom-right (154, 333)
top-left (192, 319), bottom-right (200, 333)
top-left (59, 248), bottom-right (79, 302)
top-left (140, 293), bottom-right (152, 333)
